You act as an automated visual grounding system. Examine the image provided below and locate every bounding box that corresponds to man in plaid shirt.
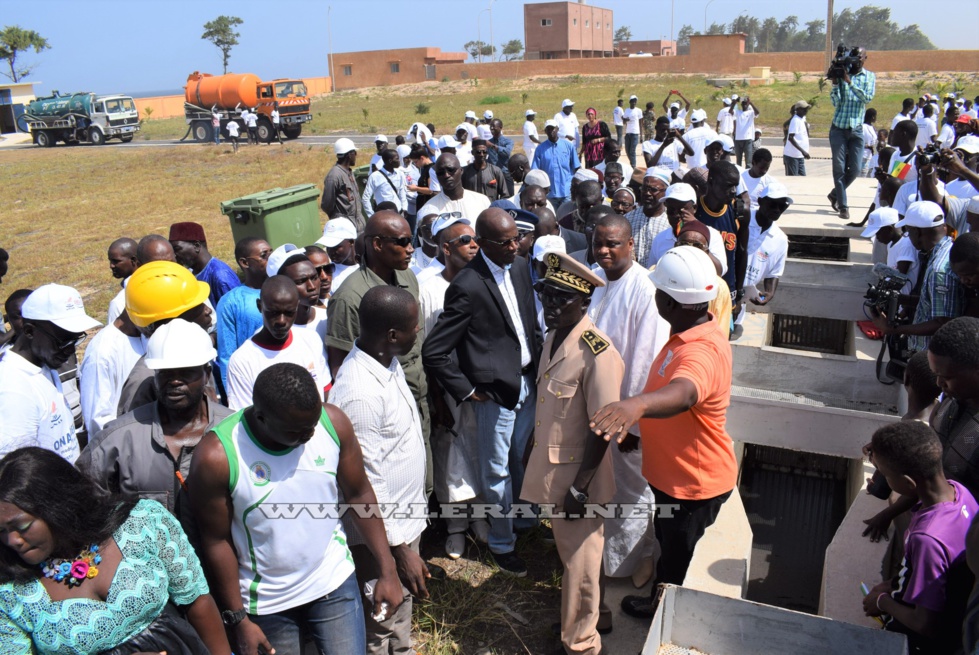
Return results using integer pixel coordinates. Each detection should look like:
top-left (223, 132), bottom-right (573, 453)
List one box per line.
top-left (827, 47), bottom-right (875, 220)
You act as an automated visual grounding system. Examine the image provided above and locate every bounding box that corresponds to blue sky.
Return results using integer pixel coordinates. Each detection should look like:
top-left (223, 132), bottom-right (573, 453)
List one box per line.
top-left (4, 0), bottom-right (976, 97)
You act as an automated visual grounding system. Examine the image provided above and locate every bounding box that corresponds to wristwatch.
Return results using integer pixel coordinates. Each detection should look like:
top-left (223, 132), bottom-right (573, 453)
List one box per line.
top-left (733, 289), bottom-right (745, 304)
top-left (222, 608), bottom-right (248, 626)
top-left (569, 485), bottom-right (588, 503)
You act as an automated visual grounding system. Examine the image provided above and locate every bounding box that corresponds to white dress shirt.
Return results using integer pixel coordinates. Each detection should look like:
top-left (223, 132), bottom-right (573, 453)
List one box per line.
top-left (481, 251), bottom-right (531, 368)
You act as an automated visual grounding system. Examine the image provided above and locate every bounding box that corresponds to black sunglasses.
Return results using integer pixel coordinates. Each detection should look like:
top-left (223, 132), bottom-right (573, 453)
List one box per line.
top-left (448, 234), bottom-right (476, 245)
top-left (374, 236), bottom-right (413, 248)
top-left (34, 323), bottom-right (87, 351)
top-left (480, 235), bottom-right (521, 248)
top-left (314, 264), bottom-right (335, 275)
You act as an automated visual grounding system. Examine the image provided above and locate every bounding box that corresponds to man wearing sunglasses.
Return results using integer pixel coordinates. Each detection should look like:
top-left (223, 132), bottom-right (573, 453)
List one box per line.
top-left (423, 153), bottom-right (492, 222)
top-left (0, 284), bottom-right (101, 462)
top-left (424, 208), bottom-right (542, 577)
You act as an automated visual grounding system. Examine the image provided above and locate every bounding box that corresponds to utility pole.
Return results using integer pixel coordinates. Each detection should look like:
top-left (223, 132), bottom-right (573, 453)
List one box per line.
top-left (824, 0), bottom-right (834, 69)
top-left (489, 0), bottom-right (495, 62)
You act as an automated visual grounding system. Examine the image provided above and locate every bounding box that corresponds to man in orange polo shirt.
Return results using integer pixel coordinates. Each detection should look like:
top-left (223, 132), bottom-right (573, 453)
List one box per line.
top-left (589, 246), bottom-right (737, 619)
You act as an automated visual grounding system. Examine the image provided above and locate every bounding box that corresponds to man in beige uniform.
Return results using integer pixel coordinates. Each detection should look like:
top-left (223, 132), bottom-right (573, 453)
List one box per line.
top-left (521, 251), bottom-right (624, 655)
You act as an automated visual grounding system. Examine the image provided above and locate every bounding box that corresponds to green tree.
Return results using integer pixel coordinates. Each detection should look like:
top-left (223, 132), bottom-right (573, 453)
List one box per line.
top-left (706, 22), bottom-right (727, 35)
top-left (614, 26), bottom-right (633, 45)
top-left (774, 16), bottom-right (799, 52)
top-left (463, 40), bottom-right (495, 61)
top-left (202, 15), bottom-right (243, 74)
top-left (501, 39), bottom-right (523, 61)
top-left (677, 25), bottom-right (696, 47)
top-left (0, 26), bottom-right (49, 83)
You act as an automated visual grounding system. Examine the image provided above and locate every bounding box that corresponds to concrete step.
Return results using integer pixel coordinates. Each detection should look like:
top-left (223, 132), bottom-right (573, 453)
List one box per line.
top-left (752, 257), bottom-right (873, 321)
top-left (730, 386), bottom-right (899, 460)
top-left (731, 313), bottom-right (899, 406)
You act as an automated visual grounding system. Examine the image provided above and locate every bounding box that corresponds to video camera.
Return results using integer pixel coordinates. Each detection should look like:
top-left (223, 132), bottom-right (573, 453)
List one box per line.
top-left (827, 44), bottom-right (861, 80)
top-left (917, 143), bottom-right (943, 168)
top-left (864, 264), bottom-right (912, 383)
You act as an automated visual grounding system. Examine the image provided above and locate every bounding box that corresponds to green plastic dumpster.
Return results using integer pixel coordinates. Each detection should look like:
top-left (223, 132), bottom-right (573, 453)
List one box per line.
top-left (220, 184), bottom-right (322, 250)
top-left (353, 164), bottom-right (370, 192)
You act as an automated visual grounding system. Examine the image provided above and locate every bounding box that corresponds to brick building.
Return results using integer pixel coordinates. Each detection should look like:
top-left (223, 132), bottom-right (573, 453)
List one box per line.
top-left (524, 1), bottom-right (614, 60)
top-left (330, 47), bottom-right (467, 91)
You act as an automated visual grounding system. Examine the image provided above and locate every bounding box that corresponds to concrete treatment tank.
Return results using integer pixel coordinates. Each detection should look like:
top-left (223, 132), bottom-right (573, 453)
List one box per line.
top-left (185, 72), bottom-right (261, 109)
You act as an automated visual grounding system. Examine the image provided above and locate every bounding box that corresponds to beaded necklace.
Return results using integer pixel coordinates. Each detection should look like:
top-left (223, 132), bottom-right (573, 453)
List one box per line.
top-left (40, 544), bottom-right (102, 588)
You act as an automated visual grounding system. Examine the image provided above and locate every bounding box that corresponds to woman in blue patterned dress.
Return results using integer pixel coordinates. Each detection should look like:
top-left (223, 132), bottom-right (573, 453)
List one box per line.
top-left (0, 447), bottom-right (231, 655)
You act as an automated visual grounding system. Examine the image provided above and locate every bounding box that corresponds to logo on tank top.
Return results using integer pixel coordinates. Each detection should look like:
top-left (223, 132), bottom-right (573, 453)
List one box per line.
top-left (249, 461), bottom-right (272, 486)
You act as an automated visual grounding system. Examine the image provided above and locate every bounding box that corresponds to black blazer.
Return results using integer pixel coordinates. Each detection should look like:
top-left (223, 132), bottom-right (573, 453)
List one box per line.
top-left (560, 226), bottom-right (588, 253)
top-left (423, 253), bottom-right (542, 409)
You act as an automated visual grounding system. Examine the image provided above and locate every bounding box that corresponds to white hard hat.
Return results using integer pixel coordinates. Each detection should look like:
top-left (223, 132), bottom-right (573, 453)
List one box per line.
top-left (334, 138), bottom-right (357, 156)
top-left (651, 247), bottom-right (719, 305)
top-left (144, 318), bottom-right (216, 369)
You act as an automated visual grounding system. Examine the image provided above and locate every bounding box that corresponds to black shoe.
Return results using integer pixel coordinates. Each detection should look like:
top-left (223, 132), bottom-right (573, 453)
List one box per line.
top-left (620, 594), bottom-right (656, 619)
top-left (490, 550), bottom-right (528, 577)
top-left (839, 207), bottom-right (850, 220)
top-left (551, 621), bottom-right (613, 636)
top-left (540, 524), bottom-right (555, 544)
top-left (827, 192), bottom-right (839, 212)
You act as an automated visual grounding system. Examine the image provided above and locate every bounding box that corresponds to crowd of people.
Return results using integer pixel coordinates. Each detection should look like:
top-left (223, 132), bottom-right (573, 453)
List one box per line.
top-left (2, 60), bottom-right (979, 655)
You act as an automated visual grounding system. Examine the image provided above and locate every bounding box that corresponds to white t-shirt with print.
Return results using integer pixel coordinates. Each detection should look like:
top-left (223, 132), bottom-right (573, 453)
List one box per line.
top-left (612, 106), bottom-right (624, 127)
top-left (641, 139), bottom-right (684, 171)
top-left (914, 117), bottom-right (938, 148)
top-left (624, 107), bottom-right (643, 135)
top-left (0, 351), bottom-right (80, 462)
top-left (523, 120), bottom-right (539, 154)
top-left (734, 107), bottom-right (757, 141)
top-left (717, 108), bottom-right (735, 135)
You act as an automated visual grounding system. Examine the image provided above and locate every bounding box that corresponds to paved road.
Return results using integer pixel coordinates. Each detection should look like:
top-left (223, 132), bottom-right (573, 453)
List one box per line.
top-left (2, 133), bottom-right (833, 152)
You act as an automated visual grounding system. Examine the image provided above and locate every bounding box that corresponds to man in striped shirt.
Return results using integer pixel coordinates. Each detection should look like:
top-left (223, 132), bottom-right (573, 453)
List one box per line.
top-left (827, 47), bottom-right (876, 220)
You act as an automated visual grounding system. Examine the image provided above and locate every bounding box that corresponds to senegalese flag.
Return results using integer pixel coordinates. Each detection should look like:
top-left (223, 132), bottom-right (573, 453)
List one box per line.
top-left (890, 159), bottom-right (912, 180)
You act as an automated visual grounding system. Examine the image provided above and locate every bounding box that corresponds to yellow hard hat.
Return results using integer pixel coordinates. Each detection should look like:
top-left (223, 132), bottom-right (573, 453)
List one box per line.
top-left (125, 261), bottom-right (210, 328)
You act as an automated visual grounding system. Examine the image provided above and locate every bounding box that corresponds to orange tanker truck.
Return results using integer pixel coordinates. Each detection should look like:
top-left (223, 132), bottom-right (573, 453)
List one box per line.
top-left (183, 71), bottom-right (312, 143)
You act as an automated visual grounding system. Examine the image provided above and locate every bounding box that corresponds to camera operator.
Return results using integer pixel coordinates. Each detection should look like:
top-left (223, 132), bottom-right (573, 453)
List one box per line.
top-left (870, 199), bottom-right (963, 354)
top-left (827, 46), bottom-right (876, 220)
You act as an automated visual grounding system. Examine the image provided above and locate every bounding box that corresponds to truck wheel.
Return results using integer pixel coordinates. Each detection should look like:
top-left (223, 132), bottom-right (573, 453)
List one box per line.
top-left (256, 120), bottom-right (273, 143)
top-left (36, 131), bottom-right (55, 148)
top-left (192, 121), bottom-right (212, 143)
top-left (121, 135), bottom-right (134, 143)
top-left (90, 129), bottom-right (106, 146)
top-left (283, 125), bottom-right (302, 139)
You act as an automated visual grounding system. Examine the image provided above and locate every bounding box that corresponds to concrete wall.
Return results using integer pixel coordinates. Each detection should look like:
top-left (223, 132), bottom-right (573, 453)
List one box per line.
top-left (2, 82), bottom-right (38, 105)
top-left (331, 48), bottom-right (466, 91)
top-left (134, 75), bottom-right (332, 120)
top-left (618, 40), bottom-right (676, 57)
top-left (439, 33), bottom-right (979, 80)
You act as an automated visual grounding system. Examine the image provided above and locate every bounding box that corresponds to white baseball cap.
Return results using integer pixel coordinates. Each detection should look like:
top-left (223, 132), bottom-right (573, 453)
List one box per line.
top-left (896, 201), bottom-right (946, 229)
top-left (955, 135), bottom-right (979, 154)
top-left (524, 169), bottom-right (550, 187)
top-left (144, 319), bottom-right (216, 369)
top-left (544, 119), bottom-right (559, 129)
top-left (760, 180), bottom-right (794, 205)
top-left (722, 98), bottom-right (732, 106)
top-left (465, 110), bottom-right (477, 119)
top-left (690, 108), bottom-right (708, 123)
top-left (561, 98), bottom-right (575, 108)
top-left (629, 94), bottom-right (638, 101)
top-left (483, 110), bottom-right (494, 120)
top-left (533, 235), bottom-right (567, 262)
top-left (860, 207), bottom-right (900, 238)
top-left (21, 284), bottom-right (101, 333)
top-left (707, 134), bottom-right (735, 153)
top-left (651, 247), bottom-right (719, 304)
top-left (731, 94), bottom-right (740, 101)
top-left (396, 144), bottom-right (411, 160)
top-left (318, 218), bottom-right (358, 248)
top-left (267, 244), bottom-right (306, 277)
top-left (438, 135), bottom-right (460, 149)
top-left (670, 102), bottom-right (680, 109)
top-left (663, 183), bottom-right (697, 204)
top-left (525, 109), bottom-right (537, 117)
top-left (432, 213), bottom-right (472, 236)
top-left (374, 134), bottom-right (388, 143)
top-left (334, 138), bottom-right (357, 155)
top-left (477, 125), bottom-right (493, 140)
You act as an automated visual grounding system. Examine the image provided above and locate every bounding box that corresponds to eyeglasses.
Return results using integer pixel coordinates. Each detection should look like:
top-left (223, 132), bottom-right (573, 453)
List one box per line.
top-left (34, 323), bottom-right (87, 351)
top-left (448, 234), bottom-right (476, 246)
top-left (479, 235), bottom-right (521, 248)
top-left (373, 236), bottom-right (413, 248)
top-left (437, 212), bottom-right (463, 222)
top-left (314, 264), bottom-right (335, 275)
top-left (536, 289), bottom-right (579, 306)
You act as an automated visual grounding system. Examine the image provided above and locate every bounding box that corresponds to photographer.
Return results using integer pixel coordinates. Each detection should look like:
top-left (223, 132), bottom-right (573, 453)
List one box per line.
top-left (827, 47), bottom-right (876, 220)
top-left (642, 115), bottom-right (694, 173)
top-left (870, 199), bottom-right (963, 354)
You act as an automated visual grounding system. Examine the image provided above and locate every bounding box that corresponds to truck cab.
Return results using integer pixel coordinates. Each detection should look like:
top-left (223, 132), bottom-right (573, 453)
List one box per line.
top-left (26, 92), bottom-right (140, 147)
top-left (95, 95), bottom-right (140, 142)
top-left (256, 79), bottom-right (311, 140)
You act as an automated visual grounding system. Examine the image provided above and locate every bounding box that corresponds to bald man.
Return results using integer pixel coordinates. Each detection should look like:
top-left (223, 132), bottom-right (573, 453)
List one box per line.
top-left (226, 276), bottom-right (330, 410)
top-left (136, 234), bottom-right (177, 265)
top-left (423, 207), bottom-right (542, 576)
